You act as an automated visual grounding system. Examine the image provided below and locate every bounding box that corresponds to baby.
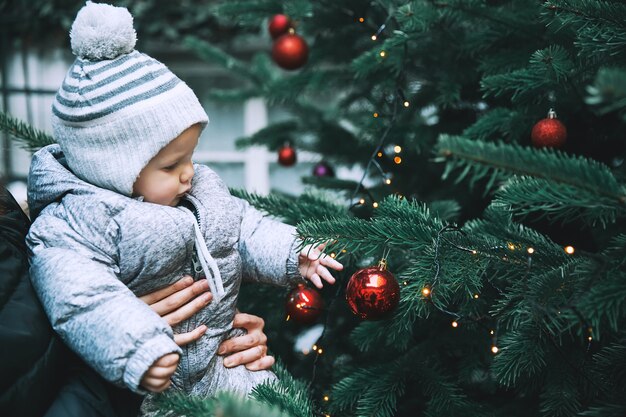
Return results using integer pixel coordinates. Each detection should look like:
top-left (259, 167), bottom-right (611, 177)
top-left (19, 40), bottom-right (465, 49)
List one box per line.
top-left (26, 1), bottom-right (342, 413)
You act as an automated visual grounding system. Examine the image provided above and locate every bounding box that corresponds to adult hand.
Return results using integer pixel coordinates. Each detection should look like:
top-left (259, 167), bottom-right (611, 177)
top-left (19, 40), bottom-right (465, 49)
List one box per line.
top-left (139, 276), bottom-right (274, 370)
top-left (139, 276), bottom-right (212, 346)
top-left (218, 312), bottom-right (275, 371)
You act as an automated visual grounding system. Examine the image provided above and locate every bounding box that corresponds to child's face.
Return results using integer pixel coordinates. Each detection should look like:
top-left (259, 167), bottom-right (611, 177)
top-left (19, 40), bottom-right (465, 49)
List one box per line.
top-left (133, 124), bottom-right (201, 207)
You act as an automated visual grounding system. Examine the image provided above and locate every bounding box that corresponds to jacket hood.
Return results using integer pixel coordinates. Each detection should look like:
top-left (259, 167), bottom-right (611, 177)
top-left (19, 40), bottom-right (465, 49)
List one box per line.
top-left (28, 144), bottom-right (120, 219)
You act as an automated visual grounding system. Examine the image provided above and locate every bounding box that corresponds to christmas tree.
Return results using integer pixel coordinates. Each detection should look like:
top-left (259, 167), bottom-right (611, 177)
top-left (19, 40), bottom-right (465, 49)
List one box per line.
top-left (3, 1), bottom-right (626, 416)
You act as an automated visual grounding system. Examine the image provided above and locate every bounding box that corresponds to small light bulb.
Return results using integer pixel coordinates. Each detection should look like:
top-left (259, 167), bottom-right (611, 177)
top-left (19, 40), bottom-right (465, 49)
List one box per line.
top-left (377, 151), bottom-right (383, 157)
top-left (380, 50), bottom-right (386, 57)
top-left (403, 101), bottom-right (410, 107)
top-left (330, 252), bottom-right (336, 258)
top-left (527, 247), bottom-right (535, 254)
top-left (323, 395), bottom-right (329, 401)
top-left (422, 287), bottom-right (431, 296)
top-left (394, 145), bottom-right (402, 153)
top-left (359, 17), bottom-right (365, 22)
top-left (286, 314), bottom-right (291, 321)
top-left (318, 348), bottom-right (324, 354)
top-left (403, 281), bottom-right (408, 286)
top-left (564, 245), bottom-right (575, 255)
top-left (451, 321), bottom-right (458, 328)
top-left (588, 336), bottom-right (592, 342)
top-left (359, 198), bottom-right (366, 204)
top-left (394, 156), bottom-right (402, 164)
top-left (312, 344), bottom-right (317, 350)
top-left (490, 330), bottom-right (494, 335)
top-left (491, 346), bottom-right (499, 354)
top-left (371, 34), bottom-right (377, 41)
top-left (373, 112), bottom-right (379, 118)
top-left (373, 202), bottom-right (379, 208)
top-left (342, 249), bottom-right (347, 253)
top-left (471, 250), bottom-right (478, 255)
top-left (507, 243), bottom-right (515, 250)
top-left (473, 294), bottom-right (479, 299)
top-left (385, 178), bottom-right (392, 185)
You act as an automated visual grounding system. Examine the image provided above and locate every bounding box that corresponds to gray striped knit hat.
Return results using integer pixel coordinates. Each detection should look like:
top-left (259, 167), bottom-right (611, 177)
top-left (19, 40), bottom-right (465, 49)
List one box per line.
top-left (52, 1), bottom-right (209, 196)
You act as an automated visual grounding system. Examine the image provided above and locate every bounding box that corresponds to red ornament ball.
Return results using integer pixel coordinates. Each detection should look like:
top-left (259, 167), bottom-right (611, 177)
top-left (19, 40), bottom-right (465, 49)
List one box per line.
top-left (346, 261), bottom-right (400, 320)
top-left (272, 33), bottom-right (309, 70)
top-left (278, 144), bottom-right (297, 166)
top-left (531, 109), bottom-right (567, 148)
top-left (268, 14), bottom-right (292, 39)
top-left (286, 284), bottom-right (323, 324)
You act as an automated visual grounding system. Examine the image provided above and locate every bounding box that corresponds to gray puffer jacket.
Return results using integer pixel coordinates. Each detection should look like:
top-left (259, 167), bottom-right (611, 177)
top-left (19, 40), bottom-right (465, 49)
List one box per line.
top-left (26, 144), bottom-right (301, 402)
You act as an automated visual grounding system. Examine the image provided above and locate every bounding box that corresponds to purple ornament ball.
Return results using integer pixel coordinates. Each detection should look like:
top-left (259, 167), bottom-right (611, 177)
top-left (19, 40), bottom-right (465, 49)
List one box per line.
top-left (312, 161), bottom-right (335, 177)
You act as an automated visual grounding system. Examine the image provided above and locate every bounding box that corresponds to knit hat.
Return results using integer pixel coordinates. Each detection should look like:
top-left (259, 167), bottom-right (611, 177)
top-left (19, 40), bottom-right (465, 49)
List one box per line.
top-left (52, 1), bottom-right (209, 196)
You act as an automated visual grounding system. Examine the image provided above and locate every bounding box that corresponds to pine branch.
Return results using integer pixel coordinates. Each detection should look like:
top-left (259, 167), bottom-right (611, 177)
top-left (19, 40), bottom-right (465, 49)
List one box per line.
top-left (586, 67), bottom-right (626, 121)
top-left (492, 324), bottom-right (548, 388)
top-left (545, 0), bottom-right (626, 29)
top-left (153, 391), bottom-right (295, 417)
top-left (0, 111), bottom-right (55, 151)
top-left (251, 362), bottom-right (317, 417)
top-left (230, 188), bottom-right (349, 226)
top-left (184, 35), bottom-right (260, 83)
top-left (481, 46), bottom-right (574, 102)
top-left (436, 135), bottom-right (626, 222)
top-left (494, 175), bottom-right (624, 227)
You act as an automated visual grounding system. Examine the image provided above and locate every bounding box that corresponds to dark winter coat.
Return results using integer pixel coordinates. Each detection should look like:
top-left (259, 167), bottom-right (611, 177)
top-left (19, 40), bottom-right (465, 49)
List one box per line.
top-left (0, 186), bottom-right (141, 417)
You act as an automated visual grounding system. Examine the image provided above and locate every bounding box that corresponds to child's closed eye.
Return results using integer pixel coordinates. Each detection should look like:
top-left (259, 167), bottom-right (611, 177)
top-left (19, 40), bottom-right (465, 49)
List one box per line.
top-left (163, 162), bottom-right (178, 171)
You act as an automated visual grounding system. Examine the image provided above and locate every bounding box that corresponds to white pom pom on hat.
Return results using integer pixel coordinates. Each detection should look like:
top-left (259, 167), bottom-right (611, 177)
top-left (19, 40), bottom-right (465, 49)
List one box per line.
top-left (70, 1), bottom-right (137, 60)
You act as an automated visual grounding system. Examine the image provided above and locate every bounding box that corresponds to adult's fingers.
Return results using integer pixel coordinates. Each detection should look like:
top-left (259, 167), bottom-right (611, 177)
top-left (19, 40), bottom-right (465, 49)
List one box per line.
top-left (223, 345), bottom-right (267, 368)
top-left (139, 276), bottom-right (193, 305)
top-left (162, 291), bottom-right (212, 326)
top-left (148, 279), bottom-right (210, 317)
top-left (244, 354), bottom-right (275, 371)
top-left (173, 325), bottom-right (207, 347)
top-left (218, 331), bottom-right (267, 356)
top-left (232, 312), bottom-right (264, 330)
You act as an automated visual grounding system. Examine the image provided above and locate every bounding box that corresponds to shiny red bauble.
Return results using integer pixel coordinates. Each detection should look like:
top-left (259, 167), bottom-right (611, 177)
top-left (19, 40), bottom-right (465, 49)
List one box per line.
top-left (278, 144), bottom-right (297, 166)
top-left (346, 262), bottom-right (400, 320)
top-left (269, 14), bottom-right (292, 39)
top-left (272, 33), bottom-right (309, 70)
top-left (531, 109), bottom-right (567, 148)
top-left (286, 284), bottom-right (324, 324)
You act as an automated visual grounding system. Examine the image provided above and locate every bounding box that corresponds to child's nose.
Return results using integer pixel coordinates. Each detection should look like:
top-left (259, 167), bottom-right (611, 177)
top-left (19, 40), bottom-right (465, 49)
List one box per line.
top-left (180, 163), bottom-right (194, 183)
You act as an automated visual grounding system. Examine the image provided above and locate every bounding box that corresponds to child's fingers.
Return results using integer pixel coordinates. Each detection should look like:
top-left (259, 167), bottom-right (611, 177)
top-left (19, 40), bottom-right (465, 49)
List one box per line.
top-left (142, 377), bottom-right (172, 393)
top-left (308, 273), bottom-right (323, 289)
top-left (146, 364), bottom-right (178, 379)
top-left (317, 265), bottom-right (336, 284)
top-left (320, 256), bottom-right (343, 271)
top-left (154, 353), bottom-right (180, 367)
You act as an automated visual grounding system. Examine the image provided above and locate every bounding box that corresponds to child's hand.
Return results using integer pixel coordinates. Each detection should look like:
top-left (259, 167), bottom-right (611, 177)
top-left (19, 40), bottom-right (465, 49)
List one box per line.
top-left (140, 353), bottom-right (179, 393)
top-left (298, 243), bottom-right (343, 289)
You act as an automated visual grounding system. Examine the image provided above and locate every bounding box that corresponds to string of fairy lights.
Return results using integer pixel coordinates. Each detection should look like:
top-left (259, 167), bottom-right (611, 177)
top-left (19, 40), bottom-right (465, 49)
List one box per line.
top-left (297, 10), bottom-right (589, 415)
